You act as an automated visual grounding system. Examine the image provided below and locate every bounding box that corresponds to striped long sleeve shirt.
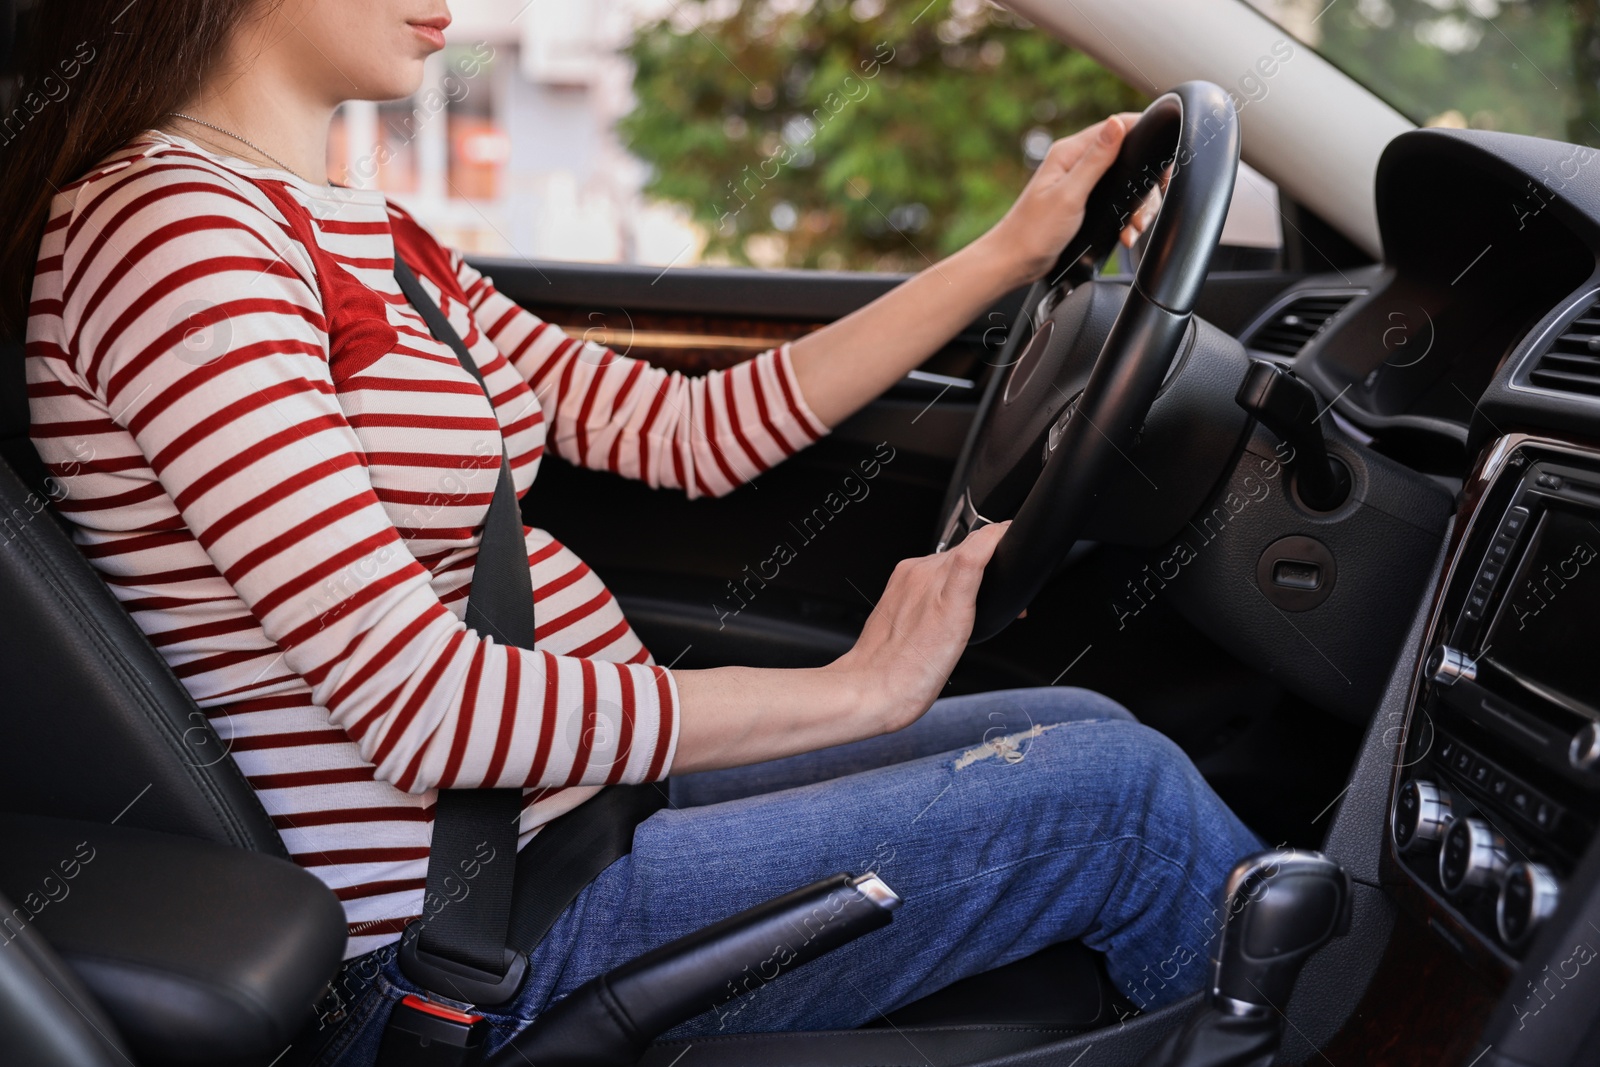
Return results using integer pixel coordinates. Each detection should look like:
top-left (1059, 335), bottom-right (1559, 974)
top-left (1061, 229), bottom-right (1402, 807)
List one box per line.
top-left (24, 131), bottom-right (827, 957)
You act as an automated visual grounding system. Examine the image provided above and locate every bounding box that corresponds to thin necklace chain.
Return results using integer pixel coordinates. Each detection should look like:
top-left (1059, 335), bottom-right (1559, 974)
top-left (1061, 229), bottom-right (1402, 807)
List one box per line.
top-left (168, 113), bottom-right (326, 185)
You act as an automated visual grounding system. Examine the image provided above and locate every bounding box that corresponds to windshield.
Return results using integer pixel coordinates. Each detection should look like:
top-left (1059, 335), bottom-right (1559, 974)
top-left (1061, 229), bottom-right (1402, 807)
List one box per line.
top-left (1242, 0), bottom-right (1600, 148)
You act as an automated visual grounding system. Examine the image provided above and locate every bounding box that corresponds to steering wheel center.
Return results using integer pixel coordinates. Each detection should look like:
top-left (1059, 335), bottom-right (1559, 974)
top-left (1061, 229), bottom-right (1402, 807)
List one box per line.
top-left (970, 281), bottom-right (1128, 518)
top-left (1002, 320), bottom-right (1053, 406)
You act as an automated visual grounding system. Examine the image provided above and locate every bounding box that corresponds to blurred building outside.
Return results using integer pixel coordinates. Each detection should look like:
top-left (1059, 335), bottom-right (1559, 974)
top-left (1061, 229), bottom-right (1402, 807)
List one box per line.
top-left (328, 0), bottom-right (699, 266)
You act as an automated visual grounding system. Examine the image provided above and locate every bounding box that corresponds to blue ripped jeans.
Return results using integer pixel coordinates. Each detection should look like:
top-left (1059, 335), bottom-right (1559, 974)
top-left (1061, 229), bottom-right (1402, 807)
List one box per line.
top-left (301, 687), bottom-right (1264, 1066)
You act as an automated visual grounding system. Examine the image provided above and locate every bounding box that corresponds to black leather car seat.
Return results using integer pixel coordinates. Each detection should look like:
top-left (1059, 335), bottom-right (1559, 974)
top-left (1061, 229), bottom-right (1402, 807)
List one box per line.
top-left (0, 887), bottom-right (132, 1067)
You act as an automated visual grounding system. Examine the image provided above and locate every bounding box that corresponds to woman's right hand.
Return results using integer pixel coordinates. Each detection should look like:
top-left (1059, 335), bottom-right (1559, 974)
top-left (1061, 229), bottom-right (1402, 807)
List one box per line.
top-left (832, 521), bottom-right (1011, 734)
top-left (670, 521), bottom-right (1009, 775)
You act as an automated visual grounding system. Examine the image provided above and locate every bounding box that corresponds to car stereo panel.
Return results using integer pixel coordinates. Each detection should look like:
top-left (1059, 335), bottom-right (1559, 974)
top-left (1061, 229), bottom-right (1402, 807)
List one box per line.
top-left (1391, 441), bottom-right (1600, 963)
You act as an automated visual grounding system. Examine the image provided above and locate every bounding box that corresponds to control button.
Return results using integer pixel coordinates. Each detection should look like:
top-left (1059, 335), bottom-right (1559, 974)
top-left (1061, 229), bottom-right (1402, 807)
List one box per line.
top-left (1570, 722), bottom-right (1600, 774)
top-left (1497, 862), bottom-right (1560, 948)
top-left (1487, 534), bottom-right (1516, 566)
top-left (1464, 590), bottom-right (1489, 621)
top-left (1438, 736), bottom-right (1457, 765)
top-left (1271, 559), bottom-right (1322, 591)
top-left (1452, 747), bottom-right (1475, 776)
top-left (1535, 473), bottom-right (1564, 490)
top-left (1498, 505), bottom-right (1531, 537)
top-left (1507, 785), bottom-right (1533, 818)
top-left (1477, 562), bottom-right (1502, 587)
top-left (1439, 817), bottom-right (1510, 895)
top-left (1489, 771), bottom-right (1510, 800)
top-left (1470, 760), bottom-right (1494, 789)
top-left (1394, 779), bottom-right (1454, 852)
top-left (1533, 799), bottom-right (1561, 833)
top-left (1428, 646), bottom-right (1478, 687)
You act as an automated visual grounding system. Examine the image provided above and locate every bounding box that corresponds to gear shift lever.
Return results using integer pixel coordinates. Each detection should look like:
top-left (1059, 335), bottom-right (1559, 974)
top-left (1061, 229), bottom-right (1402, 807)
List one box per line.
top-left (1140, 849), bottom-right (1352, 1067)
top-left (1211, 850), bottom-right (1352, 1015)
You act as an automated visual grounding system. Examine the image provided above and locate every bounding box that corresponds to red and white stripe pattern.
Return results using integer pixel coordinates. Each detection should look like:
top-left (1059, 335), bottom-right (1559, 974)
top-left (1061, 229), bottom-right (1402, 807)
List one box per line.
top-left (25, 132), bottom-right (827, 957)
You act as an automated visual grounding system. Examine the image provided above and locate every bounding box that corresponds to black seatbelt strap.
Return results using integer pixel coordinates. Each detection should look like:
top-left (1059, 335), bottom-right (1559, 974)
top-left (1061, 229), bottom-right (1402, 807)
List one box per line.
top-left (506, 779), bottom-right (667, 954)
top-left (386, 258), bottom-right (668, 1066)
top-left (392, 256), bottom-right (531, 1005)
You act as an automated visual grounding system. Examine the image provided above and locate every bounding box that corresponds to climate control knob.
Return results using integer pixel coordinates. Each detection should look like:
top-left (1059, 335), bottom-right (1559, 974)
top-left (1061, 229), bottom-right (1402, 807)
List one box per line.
top-left (1439, 817), bottom-right (1509, 895)
top-left (1571, 721), bottom-right (1600, 774)
top-left (1427, 645), bottom-right (1477, 686)
top-left (1394, 779), bottom-right (1453, 852)
top-left (1497, 862), bottom-right (1560, 948)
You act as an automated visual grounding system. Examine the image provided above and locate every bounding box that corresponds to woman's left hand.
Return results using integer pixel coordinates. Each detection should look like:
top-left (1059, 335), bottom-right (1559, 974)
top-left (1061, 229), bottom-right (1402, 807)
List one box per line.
top-left (979, 112), bottom-right (1159, 288)
top-left (787, 113), bottom-right (1161, 429)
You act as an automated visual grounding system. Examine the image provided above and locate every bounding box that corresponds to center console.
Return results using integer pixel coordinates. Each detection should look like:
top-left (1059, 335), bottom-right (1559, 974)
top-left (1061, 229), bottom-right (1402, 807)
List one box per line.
top-left (1390, 437), bottom-right (1600, 963)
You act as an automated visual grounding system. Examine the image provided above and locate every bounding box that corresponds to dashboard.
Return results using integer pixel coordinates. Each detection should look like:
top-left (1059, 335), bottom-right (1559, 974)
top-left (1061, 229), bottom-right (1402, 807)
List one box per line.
top-left (1234, 129), bottom-right (1600, 1033)
top-left (1309, 146), bottom-right (1595, 433)
top-left (1250, 130), bottom-right (1600, 481)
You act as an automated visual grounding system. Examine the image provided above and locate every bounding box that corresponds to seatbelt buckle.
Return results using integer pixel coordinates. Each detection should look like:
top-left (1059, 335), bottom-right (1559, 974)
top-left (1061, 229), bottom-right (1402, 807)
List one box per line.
top-left (398, 920), bottom-right (528, 1006)
top-left (378, 994), bottom-right (492, 1066)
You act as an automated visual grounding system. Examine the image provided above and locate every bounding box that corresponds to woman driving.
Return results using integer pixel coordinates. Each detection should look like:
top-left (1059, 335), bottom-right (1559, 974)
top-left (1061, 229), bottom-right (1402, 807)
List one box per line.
top-left (0, 1), bottom-right (1264, 1063)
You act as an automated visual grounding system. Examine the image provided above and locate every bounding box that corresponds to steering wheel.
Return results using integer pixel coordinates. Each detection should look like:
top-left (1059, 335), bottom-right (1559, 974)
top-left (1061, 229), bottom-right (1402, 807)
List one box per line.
top-left (937, 81), bottom-right (1241, 643)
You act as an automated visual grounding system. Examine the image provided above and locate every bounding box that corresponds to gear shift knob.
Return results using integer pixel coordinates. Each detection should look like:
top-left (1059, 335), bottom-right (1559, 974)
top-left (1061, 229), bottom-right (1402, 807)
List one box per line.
top-left (1211, 849), bottom-right (1352, 1017)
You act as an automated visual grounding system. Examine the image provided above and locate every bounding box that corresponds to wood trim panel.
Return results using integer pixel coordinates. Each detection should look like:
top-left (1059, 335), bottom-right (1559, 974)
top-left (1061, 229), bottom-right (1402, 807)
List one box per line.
top-left (1320, 900), bottom-right (1501, 1064)
top-left (532, 307), bottom-right (823, 376)
top-left (526, 295), bottom-right (1003, 391)
top-left (576, 329), bottom-right (779, 353)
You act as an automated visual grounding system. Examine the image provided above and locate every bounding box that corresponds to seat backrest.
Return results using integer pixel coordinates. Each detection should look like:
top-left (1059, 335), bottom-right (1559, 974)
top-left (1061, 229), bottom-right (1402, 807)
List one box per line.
top-left (0, 2), bottom-right (279, 854)
top-left (0, 340), bottom-right (286, 855)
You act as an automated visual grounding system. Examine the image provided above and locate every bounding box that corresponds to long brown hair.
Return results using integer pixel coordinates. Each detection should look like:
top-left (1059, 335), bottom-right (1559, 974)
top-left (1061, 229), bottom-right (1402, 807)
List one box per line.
top-left (0, 0), bottom-right (277, 339)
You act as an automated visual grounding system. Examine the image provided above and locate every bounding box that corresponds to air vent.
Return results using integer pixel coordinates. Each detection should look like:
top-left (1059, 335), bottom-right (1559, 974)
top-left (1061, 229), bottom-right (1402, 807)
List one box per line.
top-left (1527, 298), bottom-right (1600, 397)
top-left (1246, 293), bottom-right (1359, 357)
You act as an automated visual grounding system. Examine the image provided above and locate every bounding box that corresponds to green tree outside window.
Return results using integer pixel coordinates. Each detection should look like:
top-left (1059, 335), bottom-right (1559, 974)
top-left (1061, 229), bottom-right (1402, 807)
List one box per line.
top-left (618, 0), bottom-right (1145, 271)
top-left (1247, 0), bottom-right (1600, 149)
